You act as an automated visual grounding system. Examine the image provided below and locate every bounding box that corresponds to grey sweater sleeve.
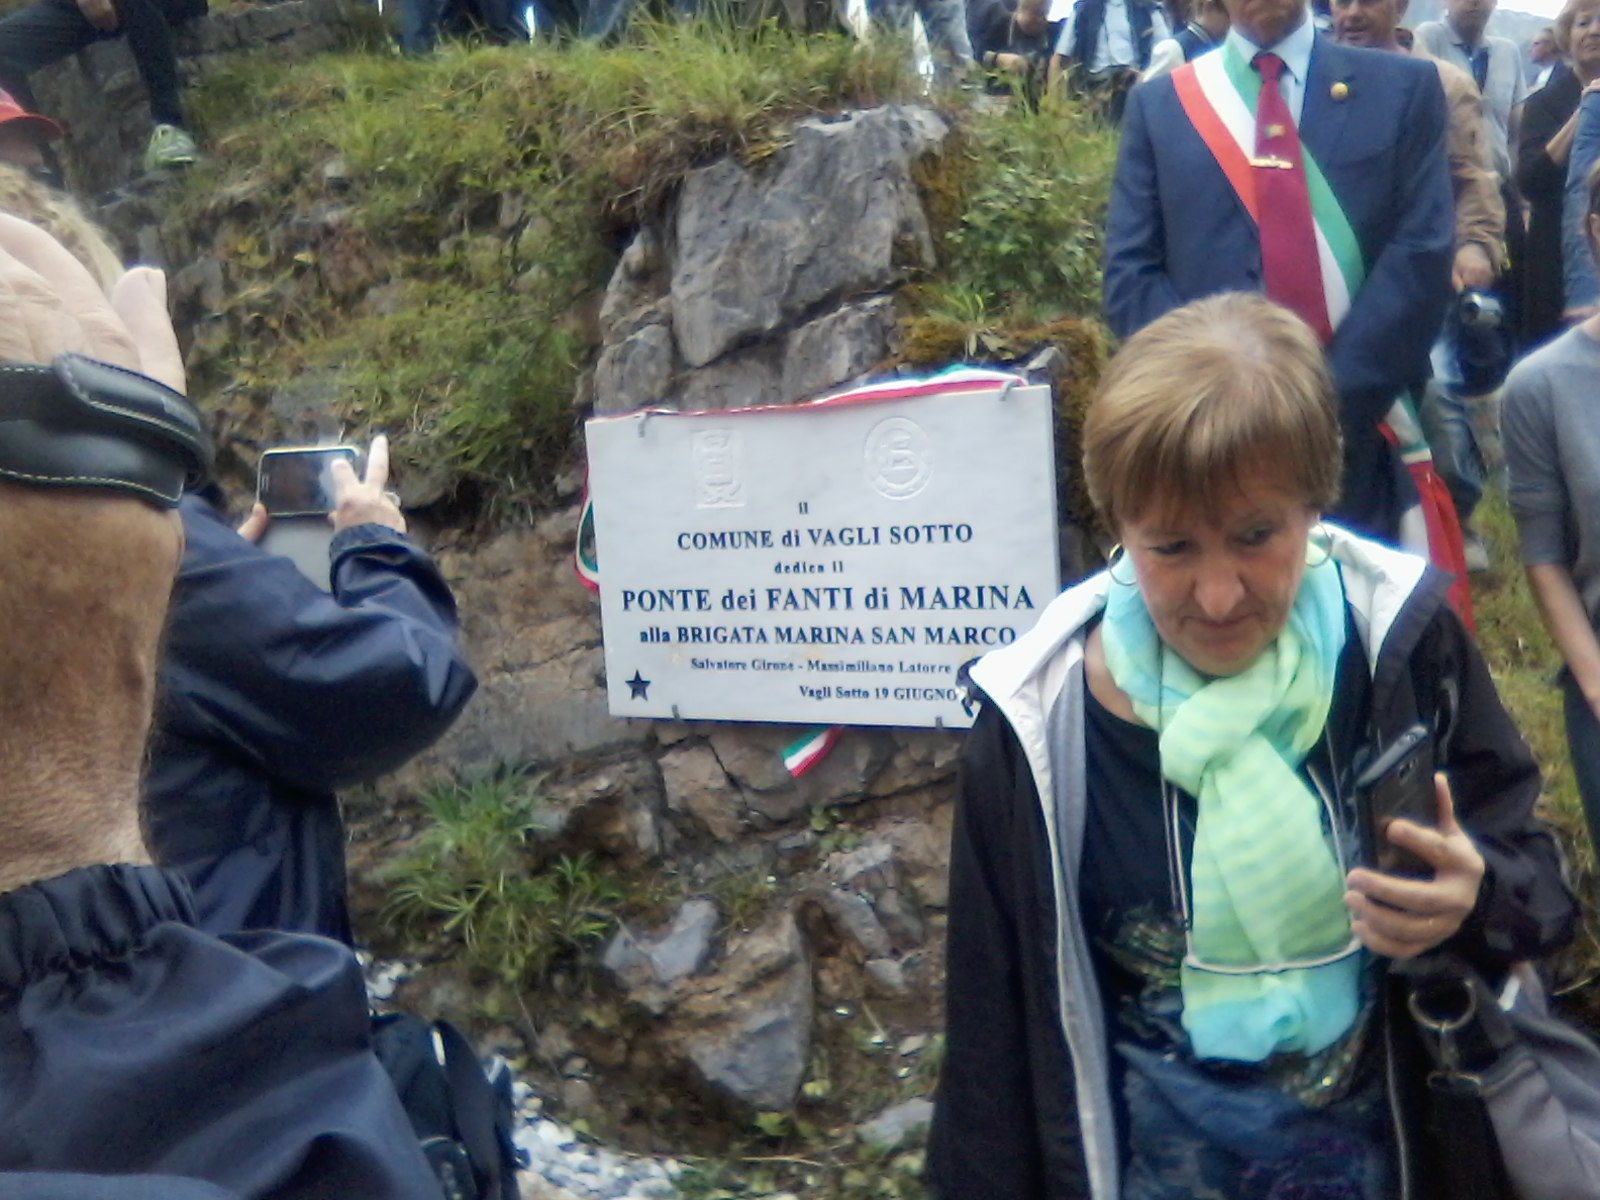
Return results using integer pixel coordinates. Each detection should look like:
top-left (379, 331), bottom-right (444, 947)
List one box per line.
top-left (1502, 340), bottom-right (1569, 568)
top-left (1502, 328), bottom-right (1600, 622)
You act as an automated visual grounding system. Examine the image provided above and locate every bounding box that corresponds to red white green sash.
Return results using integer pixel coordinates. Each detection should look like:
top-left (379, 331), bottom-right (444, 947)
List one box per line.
top-left (1171, 44), bottom-right (1366, 333)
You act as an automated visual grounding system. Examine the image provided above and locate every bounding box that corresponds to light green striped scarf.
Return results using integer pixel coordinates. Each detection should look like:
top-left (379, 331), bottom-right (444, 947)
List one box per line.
top-left (1101, 553), bottom-right (1361, 1062)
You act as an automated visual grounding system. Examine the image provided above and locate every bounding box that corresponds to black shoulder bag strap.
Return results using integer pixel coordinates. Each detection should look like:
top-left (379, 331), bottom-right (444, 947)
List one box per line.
top-left (435, 1021), bottom-right (519, 1200)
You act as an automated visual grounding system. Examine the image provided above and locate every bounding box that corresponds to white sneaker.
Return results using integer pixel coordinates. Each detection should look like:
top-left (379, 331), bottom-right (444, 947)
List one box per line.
top-left (144, 124), bottom-right (198, 171)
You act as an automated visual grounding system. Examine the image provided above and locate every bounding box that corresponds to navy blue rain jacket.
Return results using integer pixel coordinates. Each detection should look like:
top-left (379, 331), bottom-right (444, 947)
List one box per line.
top-left (0, 865), bottom-right (445, 1199)
top-left (144, 495), bottom-right (478, 942)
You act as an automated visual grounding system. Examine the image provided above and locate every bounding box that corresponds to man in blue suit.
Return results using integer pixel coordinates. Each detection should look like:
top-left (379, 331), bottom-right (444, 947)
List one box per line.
top-left (1104, 0), bottom-right (1455, 538)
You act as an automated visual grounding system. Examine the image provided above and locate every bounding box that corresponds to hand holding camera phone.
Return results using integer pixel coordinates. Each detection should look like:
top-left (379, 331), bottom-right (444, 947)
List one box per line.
top-left (255, 442), bottom-right (407, 590)
top-left (1353, 723), bottom-right (1437, 877)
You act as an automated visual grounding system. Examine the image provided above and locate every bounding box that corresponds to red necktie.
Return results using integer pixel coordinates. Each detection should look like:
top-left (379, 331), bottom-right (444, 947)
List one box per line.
top-left (1252, 52), bottom-right (1332, 343)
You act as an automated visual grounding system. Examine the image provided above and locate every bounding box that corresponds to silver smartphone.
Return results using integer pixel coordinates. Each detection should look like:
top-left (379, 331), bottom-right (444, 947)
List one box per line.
top-left (256, 445), bottom-right (360, 517)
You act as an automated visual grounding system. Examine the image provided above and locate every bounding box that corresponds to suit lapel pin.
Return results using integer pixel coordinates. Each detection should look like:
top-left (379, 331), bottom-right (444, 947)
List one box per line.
top-left (1331, 81), bottom-right (1350, 101)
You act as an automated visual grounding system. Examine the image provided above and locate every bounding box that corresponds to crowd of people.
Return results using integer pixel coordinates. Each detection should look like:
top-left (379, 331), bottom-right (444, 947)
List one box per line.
top-left (1, 0), bottom-right (1599, 1194)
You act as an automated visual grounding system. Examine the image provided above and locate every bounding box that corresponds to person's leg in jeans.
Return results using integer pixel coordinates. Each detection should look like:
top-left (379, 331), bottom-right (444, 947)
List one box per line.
top-left (1422, 310), bottom-right (1488, 567)
top-left (0, 0), bottom-right (100, 113)
top-left (578, 0), bottom-right (635, 39)
top-left (470, 0), bottom-right (529, 44)
top-left (1417, 375), bottom-right (1484, 521)
top-left (865, 0), bottom-right (915, 38)
top-left (1467, 386), bottom-right (1504, 479)
top-left (396, 0), bottom-right (444, 53)
top-left (1562, 669), bottom-right (1600, 864)
top-left (112, 0), bottom-right (186, 126)
top-left (915, 0), bottom-right (974, 71)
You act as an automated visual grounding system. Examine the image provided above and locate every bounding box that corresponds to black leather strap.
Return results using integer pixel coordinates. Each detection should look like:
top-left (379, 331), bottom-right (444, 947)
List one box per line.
top-left (0, 354), bottom-right (211, 508)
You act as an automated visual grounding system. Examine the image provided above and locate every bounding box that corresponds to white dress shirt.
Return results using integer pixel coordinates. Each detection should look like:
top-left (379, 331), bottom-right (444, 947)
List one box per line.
top-left (1051, 0), bottom-right (1171, 72)
top-left (1225, 14), bottom-right (1316, 125)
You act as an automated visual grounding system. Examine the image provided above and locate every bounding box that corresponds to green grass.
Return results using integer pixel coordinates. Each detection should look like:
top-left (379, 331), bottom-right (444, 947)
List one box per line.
top-left (933, 95), bottom-right (1118, 322)
top-left (169, 24), bottom-right (918, 511)
top-left (383, 772), bottom-right (627, 988)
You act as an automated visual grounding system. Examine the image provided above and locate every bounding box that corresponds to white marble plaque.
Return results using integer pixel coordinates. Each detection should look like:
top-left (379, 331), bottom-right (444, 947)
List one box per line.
top-left (584, 383), bottom-right (1060, 728)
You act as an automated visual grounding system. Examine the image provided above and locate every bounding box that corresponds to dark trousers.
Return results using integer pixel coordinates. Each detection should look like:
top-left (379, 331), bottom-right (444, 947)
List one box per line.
top-left (1562, 668), bottom-right (1600, 864)
top-left (396, 0), bottom-right (527, 54)
top-left (0, 0), bottom-right (206, 127)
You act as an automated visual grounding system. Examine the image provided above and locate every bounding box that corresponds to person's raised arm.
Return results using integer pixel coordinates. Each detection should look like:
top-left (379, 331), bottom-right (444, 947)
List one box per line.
top-left (1527, 563), bottom-right (1600, 706)
top-left (161, 458), bottom-right (476, 793)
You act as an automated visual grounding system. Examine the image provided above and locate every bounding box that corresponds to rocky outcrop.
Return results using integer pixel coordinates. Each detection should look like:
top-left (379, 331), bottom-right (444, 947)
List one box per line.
top-left (357, 114), bottom-right (967, 1121)
top-left (669, 106), bottom-right (940, 368)
top-left (591, 105), bottom-right (945, 416)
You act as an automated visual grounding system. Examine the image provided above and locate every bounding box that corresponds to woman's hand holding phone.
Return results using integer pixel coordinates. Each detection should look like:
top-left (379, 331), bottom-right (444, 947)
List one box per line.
top-left (1344, 774), bottom-right (1486, 960)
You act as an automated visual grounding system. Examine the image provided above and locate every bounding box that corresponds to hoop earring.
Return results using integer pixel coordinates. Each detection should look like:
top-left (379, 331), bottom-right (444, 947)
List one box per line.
top-left (1305, 523), bottom-right (1332, 568)
top-left (1107, 543), bottom-right (1136, 586)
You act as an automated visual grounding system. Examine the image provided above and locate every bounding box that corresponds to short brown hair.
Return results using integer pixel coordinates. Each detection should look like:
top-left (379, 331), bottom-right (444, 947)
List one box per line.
top-left (1082, 292), bottom-right (1342, 531)
top-left (1555, 0), bottom-right (1598, 55)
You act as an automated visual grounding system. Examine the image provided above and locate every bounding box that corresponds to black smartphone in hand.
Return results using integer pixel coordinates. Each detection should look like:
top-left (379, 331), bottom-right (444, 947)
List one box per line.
top-left (1354, 723), bottom-right (1436, 877)
top-left (256, 445), bottom-right (360, 517)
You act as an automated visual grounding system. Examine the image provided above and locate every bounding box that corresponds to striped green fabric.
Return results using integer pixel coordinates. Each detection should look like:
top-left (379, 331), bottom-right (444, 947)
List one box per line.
top-left (1219, 41), bottom-right (1367, 301)
top-left (1101, 554), bottom-right (1360, 1061)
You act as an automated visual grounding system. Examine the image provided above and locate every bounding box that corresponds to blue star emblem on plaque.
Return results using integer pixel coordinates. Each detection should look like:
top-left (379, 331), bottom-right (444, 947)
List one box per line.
top-left (626, 671), bottom-right (651, 700)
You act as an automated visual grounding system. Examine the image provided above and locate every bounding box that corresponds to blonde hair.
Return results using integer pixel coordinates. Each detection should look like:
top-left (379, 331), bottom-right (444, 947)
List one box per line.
top-left (0, 164), bottom-right (123, 288)
top-left (1082, 292), bottom-right (1342, 531)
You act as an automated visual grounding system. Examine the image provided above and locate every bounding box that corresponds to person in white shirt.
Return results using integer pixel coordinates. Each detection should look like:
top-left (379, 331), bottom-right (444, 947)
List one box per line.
top-left (1141, 0), bottom-right (1227, 81)
top-left (1047, 0), bottom-right (1170, 118)
top-left (1529, 25), bottom-right (1559, 92)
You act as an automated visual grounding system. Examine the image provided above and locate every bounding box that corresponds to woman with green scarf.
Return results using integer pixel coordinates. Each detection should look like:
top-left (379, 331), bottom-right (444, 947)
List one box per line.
top-left (927, 291), bottom-right (1577, 1200)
